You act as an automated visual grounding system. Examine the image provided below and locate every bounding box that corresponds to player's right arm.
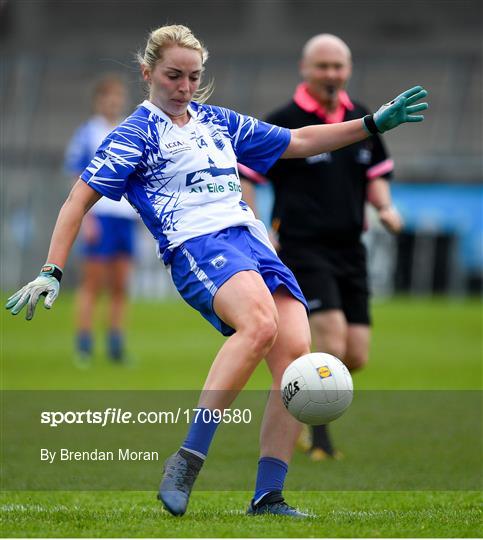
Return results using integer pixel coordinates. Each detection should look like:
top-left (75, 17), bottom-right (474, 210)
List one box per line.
top-left (6, 113), bottom-right (147, 320)
top-left (5, 180), bottom-right (101, 320)
top-left (46, 180), bottom-right (102, 268)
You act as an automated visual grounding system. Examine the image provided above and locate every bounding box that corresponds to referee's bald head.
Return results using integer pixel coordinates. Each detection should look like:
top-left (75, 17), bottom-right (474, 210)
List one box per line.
top-left (302, 34), bottom-right (352, 63)
top-left (299, 34), bottom-right (352, 104)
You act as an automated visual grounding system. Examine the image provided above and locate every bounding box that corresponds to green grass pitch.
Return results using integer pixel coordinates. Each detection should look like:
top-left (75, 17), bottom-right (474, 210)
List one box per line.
top-left (1, 294), bottom-right (481, 537)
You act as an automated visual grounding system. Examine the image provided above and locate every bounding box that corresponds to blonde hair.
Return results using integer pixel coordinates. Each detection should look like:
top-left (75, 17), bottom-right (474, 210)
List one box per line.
top-left (137, 24), bottom-right (213, 103)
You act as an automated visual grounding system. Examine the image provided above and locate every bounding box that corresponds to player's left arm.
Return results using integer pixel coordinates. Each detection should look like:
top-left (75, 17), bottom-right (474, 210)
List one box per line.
top-left (283, 86), bottom-right (428, 159)
top-left (367, 177), bottom-right (403, 234)
top-left (5, 180), bottom-right (101, 320)
top-left (283, 118), bottom-right (368, 158)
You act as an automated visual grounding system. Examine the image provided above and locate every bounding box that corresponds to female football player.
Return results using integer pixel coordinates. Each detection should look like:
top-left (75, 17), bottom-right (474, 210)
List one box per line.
top-left (64, 76), bottom-right (137, 364)
top-left (6, 24), bottom-right (427, 517)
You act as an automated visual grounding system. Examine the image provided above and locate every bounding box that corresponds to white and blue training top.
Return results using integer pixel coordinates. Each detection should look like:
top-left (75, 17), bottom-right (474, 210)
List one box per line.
top-left (80, 100), bottom-right (291, 264)
top-left (65, 115), bottom-right (138, 219)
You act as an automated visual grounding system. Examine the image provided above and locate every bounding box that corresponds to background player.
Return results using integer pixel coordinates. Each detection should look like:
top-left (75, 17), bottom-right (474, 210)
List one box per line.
top-left (64, 76), bottom-right (138, 364)
top-left (6, 25), bottom-right (426, 517)
top-left (242, 34), bottom-right (403, 459)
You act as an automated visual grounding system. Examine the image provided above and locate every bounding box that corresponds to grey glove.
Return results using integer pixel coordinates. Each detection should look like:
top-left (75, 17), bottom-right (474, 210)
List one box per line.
top-left (5, 263), bottom-right (63, 320)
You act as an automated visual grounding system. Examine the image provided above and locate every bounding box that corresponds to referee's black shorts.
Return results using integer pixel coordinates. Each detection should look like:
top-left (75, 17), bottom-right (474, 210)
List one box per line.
top-left (279, 239), bottom-right (371, 325)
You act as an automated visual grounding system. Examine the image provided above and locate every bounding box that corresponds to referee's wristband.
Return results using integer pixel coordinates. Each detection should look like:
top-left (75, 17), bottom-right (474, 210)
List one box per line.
top-left (40, 263), bottom-right (63, 283)
top-left (362, 114), bottom-right (380, 135)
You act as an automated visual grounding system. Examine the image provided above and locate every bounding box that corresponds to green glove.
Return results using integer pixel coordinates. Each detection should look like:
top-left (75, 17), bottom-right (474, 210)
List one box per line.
top-left (363, 86), bottom-right (428, 134)
top-left (5, 263), bottom-right (63, 320)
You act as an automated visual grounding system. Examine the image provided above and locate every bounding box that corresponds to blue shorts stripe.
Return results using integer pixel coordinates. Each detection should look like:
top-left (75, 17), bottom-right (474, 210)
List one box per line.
top-left (180, 246), bottom-right (218, 297)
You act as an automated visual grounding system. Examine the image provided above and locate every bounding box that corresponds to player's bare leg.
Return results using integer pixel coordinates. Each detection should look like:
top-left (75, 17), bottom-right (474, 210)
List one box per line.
top-left (106, 256), bottom-right (132, 362)
top-left (199, 270), bottom-right (279, 407)
top-left (77, 259), bottom-right (105, 331)
top-left (75, 259), bottom-right (105, 364)
top-left (260, 289), bottom-right (310, 460)
top-left (247, 289), bottom-right (311, 517)
top-left (159, 270), bottom-right (279, 516)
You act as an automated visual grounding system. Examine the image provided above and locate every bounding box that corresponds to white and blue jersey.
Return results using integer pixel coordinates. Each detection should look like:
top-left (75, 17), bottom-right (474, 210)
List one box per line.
top-left (80, 100), bottom-right (291, 264)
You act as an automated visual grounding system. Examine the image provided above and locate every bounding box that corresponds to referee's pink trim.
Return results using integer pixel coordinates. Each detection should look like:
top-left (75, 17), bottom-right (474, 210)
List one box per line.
top-left (366, 158), bottom-right (394, 180)
top-left (293, 83), bottom-right (355, 123)
top-left (238, 163), bottom-right (267, 185)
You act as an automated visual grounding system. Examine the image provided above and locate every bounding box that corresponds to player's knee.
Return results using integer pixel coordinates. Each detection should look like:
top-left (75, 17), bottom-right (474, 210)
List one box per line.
top-left (243, 310), bottom-right (278, 357)
top-left (254, 317), bottom-right (279, 355)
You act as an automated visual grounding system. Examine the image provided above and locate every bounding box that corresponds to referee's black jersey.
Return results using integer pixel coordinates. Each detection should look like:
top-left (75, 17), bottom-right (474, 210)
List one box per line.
top-left (265, 100), bottom-right (392, 246)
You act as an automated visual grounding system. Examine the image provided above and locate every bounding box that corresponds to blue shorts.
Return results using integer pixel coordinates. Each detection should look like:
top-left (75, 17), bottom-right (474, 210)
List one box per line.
top-left (82, 215), bottom-right (135, 258)
top-left (170, 226), bottom-right (308, 336)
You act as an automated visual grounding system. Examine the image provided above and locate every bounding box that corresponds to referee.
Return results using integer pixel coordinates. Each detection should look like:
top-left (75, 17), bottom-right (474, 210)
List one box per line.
top-left (243, 34), bottom-right (403, 460)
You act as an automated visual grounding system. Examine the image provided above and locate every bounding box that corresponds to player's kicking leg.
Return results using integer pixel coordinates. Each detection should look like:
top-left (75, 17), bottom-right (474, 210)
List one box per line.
top-left (158, 270), bottom-right (279, 516)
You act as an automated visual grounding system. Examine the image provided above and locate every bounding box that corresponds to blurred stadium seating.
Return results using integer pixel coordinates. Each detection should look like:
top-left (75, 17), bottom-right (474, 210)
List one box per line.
top-left (1, 0), bottom-right (481, 292)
